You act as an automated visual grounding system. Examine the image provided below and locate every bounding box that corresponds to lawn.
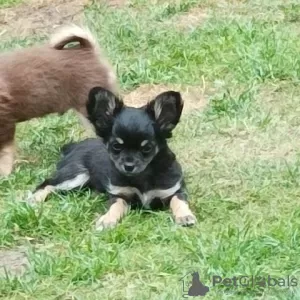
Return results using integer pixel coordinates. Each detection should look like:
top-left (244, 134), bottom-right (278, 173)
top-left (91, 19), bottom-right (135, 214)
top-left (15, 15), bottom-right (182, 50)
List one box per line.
top-left (1, 0), bottom-right (300, 299)
top-left (0, 0), bottom-right (21, 8)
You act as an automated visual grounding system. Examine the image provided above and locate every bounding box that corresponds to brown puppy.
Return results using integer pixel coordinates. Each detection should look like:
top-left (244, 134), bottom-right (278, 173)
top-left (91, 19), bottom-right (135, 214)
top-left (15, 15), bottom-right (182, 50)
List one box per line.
top-left (0, 24), bottom-right (117, 176)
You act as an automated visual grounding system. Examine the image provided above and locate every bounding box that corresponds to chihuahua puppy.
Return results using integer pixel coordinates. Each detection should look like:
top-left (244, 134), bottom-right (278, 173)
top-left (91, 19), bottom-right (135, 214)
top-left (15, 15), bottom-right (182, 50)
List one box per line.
top-left (0, 24), bottom-right (117, 176)
top-left (27, 87), bottom-right (197, 230)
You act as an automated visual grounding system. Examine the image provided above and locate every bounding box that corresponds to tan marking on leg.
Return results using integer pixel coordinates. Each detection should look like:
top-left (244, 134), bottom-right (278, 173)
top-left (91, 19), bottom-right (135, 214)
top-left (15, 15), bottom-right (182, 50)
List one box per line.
top-left (27, 186), bottom-right (54, 205)
top-left (170, 196), bottom-right (197, 226)
top-left (95, 198), bottom-right (128, 231)
top-left (0, 142), bottom-right (15, 176)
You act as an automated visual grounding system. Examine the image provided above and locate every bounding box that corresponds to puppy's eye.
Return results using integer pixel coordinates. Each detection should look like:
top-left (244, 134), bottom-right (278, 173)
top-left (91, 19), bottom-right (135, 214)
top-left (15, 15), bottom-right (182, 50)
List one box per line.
top-left (112, 143), bottom-right (123, 152)
top-left (142, 144), bottom-right (153, 154)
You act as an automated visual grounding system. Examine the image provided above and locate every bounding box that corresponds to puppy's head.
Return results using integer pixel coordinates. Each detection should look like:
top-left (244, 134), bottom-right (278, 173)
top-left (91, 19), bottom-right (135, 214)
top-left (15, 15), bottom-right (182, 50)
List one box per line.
top-left (87, 87), bottom-right (183, 176)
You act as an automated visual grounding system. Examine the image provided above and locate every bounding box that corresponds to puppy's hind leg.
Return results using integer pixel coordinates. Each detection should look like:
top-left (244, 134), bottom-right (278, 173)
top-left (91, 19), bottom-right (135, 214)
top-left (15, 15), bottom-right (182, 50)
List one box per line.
top-left (27, 166), bottom-right (90, 205)
top-left (0, 124), bottom-right (16, 176)
top-left (0, 141), bottom-right (15, 176)
top-left (27, 185), bottom-right (55, 205)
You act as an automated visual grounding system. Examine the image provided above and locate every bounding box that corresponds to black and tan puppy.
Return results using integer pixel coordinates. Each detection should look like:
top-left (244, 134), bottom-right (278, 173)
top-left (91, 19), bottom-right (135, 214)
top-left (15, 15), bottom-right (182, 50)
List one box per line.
top-left (27, 87), bottom-right (197, 230)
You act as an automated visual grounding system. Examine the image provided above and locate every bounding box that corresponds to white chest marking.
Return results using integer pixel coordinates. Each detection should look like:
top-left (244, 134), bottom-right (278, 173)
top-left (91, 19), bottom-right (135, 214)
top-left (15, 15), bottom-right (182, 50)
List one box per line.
top-left (108, 181), bottom-right (181, 208)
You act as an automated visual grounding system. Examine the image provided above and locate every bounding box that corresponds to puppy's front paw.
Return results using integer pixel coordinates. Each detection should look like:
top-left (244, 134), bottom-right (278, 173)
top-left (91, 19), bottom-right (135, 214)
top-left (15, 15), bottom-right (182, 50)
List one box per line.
top-left (175, 213), bottom-right (197, 227)
top-left (95, 214), bottom-right (118, 231)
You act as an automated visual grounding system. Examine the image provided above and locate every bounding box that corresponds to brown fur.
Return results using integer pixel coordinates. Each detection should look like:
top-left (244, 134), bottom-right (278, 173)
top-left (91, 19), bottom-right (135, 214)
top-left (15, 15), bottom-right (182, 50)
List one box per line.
top-left (0, 24), bottom-right (117, 176)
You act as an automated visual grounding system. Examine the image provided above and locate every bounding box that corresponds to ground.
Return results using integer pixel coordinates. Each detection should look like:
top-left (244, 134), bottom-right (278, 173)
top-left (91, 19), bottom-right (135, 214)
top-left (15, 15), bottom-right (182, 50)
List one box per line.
top-left (1, 0), bottom-right (300, 299)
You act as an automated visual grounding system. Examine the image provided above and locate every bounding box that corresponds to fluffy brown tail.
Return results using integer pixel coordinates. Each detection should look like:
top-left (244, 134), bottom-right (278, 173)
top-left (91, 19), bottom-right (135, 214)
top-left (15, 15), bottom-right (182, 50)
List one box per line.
top-left (49, 24), bottom-right (98, 50)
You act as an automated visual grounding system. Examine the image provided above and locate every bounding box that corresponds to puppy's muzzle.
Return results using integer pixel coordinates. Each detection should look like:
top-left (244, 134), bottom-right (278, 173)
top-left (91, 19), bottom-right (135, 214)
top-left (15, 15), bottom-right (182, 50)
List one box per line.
top-left (123, 163), bottom-right (135, 173)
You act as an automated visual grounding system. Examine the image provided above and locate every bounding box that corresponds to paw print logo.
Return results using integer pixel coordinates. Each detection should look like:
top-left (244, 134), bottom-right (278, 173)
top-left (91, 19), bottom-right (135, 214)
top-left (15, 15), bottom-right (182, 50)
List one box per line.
top-left (180, 271), bottom-right (209, 298)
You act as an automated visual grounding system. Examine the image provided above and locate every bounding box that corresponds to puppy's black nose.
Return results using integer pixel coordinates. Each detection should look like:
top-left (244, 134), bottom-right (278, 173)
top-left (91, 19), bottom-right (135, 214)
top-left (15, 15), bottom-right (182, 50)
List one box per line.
top-left (124, 164), bottom-right (135, 172)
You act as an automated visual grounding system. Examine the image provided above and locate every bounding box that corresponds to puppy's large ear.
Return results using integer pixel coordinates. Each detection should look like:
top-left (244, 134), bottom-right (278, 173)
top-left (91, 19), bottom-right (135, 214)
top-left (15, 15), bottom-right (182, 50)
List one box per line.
top-left (146, 91), bottom-right (183, 138)
top-left (86, 87), bottom-right (124, 138)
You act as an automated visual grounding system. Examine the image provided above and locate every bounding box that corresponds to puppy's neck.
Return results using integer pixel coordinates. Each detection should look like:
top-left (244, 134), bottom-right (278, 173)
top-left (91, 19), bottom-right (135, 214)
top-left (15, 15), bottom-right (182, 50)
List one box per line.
top-left (151, 144), bottom-right (176, 169)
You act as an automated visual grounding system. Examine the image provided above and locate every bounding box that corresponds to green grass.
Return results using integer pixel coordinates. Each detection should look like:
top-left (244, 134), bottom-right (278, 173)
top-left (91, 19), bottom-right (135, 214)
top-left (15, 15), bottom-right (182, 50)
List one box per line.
top-left (0, 0), bottom-right (21, 8)
top-left (1, 0), bottom-right (300, 299)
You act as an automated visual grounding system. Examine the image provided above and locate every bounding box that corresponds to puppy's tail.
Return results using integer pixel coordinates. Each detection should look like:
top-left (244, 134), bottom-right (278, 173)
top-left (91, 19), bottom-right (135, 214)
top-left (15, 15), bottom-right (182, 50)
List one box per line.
top-left (49, 24), bottom-right (98, 51)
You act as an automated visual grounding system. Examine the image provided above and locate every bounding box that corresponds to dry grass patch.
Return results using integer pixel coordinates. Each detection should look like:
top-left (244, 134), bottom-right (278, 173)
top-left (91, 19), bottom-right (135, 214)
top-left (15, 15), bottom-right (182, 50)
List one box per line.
top-left (168, 7), bottom-right (209, 29)
top-left (164, 0), bottom-right (287, 27)
top-left (0, 247), bottom-right (29, 277)
top-left (124, 83), bottom-right (210, 113)
top-left (210, 1), bottom-right (285, 22)
top-left (106, 0), bottom-right (128, 7)
top-left (0, 0), bottom-right (91, 40)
